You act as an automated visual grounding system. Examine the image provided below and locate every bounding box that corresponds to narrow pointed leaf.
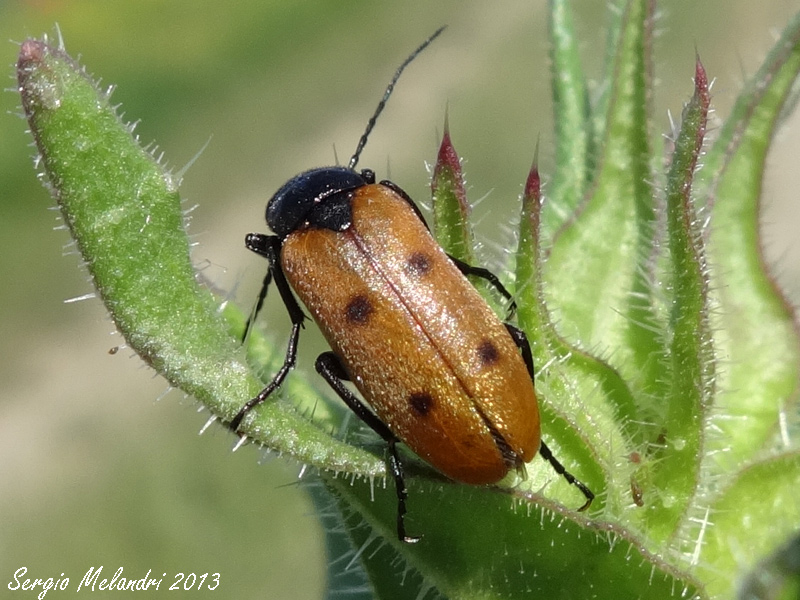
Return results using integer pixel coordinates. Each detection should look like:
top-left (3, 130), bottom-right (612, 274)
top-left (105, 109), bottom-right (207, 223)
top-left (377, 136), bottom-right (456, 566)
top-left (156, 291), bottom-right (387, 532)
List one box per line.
top-left (431, 116), bottom-right (473, 263)
top-left (544, 0), bottom-right (594, 235)
top-left (700, 12), bottom-right (800, 469)
top-left (430, 119), bottom-right (505, 309)
top-left (592, 0), bottom-right (635, 142)
top-left (544, 0), bottom-right (661, 410)
top-left (516, 162), bottom-right (637, 513)
top-left (645, 59), bottom-right (712, 541)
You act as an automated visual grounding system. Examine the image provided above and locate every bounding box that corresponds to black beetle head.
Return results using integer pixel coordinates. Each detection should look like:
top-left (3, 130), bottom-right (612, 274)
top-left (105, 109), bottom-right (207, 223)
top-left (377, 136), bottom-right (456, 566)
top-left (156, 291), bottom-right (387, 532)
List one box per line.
top-left (266, 166), bottom-right (367, 239)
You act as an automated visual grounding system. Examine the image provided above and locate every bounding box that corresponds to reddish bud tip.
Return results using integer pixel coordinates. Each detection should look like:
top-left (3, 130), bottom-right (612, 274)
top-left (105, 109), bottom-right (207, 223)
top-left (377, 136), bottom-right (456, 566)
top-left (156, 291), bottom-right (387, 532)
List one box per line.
top-left (431, 112), bottom-right (469, 216)
top-left (17, 40), bottom-right (52, 116)
top-left (524, 141), bottom-right (542, 203)
top-left (18, 39), bottom-right (45, 65)
top-left (520, 144), bottom-right (543, 243)
top-left (524, 162), bottom-right (541, 203)
top-left (435, 111), bottom-right (461, 178)
top-left (694, 55), bottom-right (710, 111)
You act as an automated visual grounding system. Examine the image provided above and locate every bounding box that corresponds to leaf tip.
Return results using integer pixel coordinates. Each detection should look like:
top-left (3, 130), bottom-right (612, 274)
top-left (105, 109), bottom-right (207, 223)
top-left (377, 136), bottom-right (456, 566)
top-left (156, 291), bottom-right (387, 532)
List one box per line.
top-left (16, 39), bottom-right (47, 98)
top-left (431, 110), bottom-right (469, 215)
top-left (524, 163), bottom-right (541, 207)
top-left (18, 38), bottom-right (45, 65)
top-left (434, 109), bottom-right (461, 179)
top-left (16, 37), bottom-right (73, 118)
top-left (694, 54), bottom-right (710, 110)
top-left (524, 140), bottom-right (542, 204)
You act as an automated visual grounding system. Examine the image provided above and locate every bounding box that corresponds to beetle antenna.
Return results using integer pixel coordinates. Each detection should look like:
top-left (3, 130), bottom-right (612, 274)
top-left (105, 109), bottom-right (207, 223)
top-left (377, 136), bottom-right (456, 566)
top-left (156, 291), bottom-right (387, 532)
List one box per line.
top-left (349, 25), bottom-right (446, 170)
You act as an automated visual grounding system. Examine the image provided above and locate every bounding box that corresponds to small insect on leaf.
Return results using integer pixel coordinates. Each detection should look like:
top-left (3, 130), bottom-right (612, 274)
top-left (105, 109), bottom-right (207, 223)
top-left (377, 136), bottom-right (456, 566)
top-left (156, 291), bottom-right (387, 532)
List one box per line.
top-left (233, 26), bottom-right (593, 543)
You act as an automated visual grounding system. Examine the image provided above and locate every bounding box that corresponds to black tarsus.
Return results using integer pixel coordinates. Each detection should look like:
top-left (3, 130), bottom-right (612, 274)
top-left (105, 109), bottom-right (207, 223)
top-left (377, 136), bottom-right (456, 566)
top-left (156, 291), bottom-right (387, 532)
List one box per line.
top-left (316, 351), bottom-right (421, 543)
top-left (387, 440), bottom-right (419, 543)
top-left (348, 26), bottom-right (446, 170)
top-left (538, 442), bottom-right (595, 512)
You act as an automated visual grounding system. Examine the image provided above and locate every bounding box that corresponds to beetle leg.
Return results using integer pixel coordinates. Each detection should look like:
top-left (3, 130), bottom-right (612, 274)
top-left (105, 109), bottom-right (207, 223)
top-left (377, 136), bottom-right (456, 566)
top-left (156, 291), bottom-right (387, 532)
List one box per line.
top-left (504, 323), bottom-right (535, 380)
top-left (242, 267), bottom-right (272, 343)
top-left (241, 233), bottom-right (276, 342)
top-left (448, 255), bottom-right (517, 319)
top-left (244, 233), bottom-right (307, 329)
top-left (315, 353), bottom-right (392, 437)
top-left (316, 351), bottom-right (421, 544)
top-left (386, 439), bottom-right (421, 544)
top-left (231, 234), bottom-right (306, 432)
top-left (504, 325), bottom-right (595, 511)
top-left (538, 442), bottom-right (595, 512)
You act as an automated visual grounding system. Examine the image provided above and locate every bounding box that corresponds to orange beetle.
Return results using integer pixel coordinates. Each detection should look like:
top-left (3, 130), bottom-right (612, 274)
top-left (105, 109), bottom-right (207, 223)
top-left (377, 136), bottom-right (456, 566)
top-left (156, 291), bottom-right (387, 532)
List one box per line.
top-left (231, 28), bottom-right (593, 542)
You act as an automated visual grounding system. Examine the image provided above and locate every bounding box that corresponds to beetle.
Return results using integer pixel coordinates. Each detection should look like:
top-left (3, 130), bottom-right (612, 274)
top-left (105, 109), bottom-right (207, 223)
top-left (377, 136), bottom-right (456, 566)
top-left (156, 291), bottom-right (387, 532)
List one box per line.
top-left (230, 27), bottom-right (594, 542)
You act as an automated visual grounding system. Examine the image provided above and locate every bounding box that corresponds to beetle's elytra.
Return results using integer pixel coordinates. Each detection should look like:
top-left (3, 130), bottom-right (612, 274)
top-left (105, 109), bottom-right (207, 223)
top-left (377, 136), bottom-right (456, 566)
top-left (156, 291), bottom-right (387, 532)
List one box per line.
top-left (231, 27), bottom-right (594, 542)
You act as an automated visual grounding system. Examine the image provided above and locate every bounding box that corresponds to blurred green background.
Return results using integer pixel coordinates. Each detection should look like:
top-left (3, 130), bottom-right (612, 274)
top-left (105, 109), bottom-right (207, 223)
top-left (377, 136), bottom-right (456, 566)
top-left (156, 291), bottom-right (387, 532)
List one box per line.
top-left (2, 1), bottom-right (799, 598)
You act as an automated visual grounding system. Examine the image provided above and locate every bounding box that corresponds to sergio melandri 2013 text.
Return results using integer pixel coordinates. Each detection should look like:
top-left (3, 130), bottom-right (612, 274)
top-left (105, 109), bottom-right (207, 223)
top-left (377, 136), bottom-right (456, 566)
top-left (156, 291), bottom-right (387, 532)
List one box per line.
top-left (7, 566), bottom-right (221, 598)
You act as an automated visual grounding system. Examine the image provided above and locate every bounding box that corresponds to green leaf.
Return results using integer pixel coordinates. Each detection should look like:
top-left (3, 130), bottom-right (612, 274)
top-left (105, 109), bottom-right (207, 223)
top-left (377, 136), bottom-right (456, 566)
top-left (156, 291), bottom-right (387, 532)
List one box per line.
top-left (700, 11), bottom-right (800, 470)
top-left (17, 36), bottom-right (383, 477)
top-left (703, 453), bottom-right (800, 599)
top-left (321, 474), bottom-right (702, 599)
top-left (516, 160), bottom-right (634, 510)
top-left (692, 12), bottom-right (800, 598)
top-left (645, 57), bottom-right (712, 541)
top-left (545, 0), bottom-right (594, 235)
top-left (430, 119), bottom-right (506, 311)
top-left (543, 0), bottom-right (660, 407)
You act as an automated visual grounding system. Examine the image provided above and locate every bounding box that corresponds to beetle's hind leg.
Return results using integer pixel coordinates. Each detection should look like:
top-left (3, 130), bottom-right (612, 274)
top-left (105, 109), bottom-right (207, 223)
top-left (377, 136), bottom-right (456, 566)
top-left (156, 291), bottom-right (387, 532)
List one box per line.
top-left (538, 442), bottom-right (595, 512)
top-left (316, 351), bottom-right (421, 544)
top-left (504, 325), bottom-right (595, 512)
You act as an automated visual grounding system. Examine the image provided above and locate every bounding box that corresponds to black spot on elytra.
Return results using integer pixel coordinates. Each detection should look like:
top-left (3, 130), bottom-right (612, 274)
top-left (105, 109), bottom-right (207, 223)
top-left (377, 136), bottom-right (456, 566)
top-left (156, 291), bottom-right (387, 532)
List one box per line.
top-left (345, 294), bottom-right (373, 325)
top-left (405, 251), bottom-right (432, 277)
top-left (409, 392), bottom-right (434, 416)
top-left (477, 339), bottom-right (500, 366)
